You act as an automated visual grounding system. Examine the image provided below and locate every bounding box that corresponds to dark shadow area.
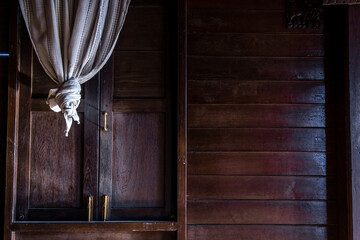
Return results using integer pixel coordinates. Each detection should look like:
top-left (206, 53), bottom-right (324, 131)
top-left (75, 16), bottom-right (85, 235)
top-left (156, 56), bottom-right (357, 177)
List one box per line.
top-left (323, 5), bottom-right (348, 240)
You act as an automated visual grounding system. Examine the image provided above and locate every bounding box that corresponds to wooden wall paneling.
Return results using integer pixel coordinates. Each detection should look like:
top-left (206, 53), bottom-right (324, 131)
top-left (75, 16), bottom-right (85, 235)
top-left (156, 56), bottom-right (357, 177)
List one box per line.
top-left (188, 176), bottom-right (336, 200)
top-left (188, 9), bottom-right (324, 34)
top-left (188, 57), bottom-right (326, 81)
top-left (188, 225), bottom-right (338, 240)
top-left (188, 33), bottom-right (325, 57)
top-left (188, 152), bottom-right (336, 176)
top-left (188, 200), bottom-right (337, 225)
top-left (188, 128), bottom-right (335, 152)
top-left (188, 104), bottom-right (336, 128)
top-left (188, 80), bottom-right (335, 104)
top-left (187, 0), bottom-right (337, 239)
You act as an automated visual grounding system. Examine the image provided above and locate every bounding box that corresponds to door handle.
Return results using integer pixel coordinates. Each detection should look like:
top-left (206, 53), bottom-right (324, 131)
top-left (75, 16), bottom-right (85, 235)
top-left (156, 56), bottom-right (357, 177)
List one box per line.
top-left (87, 196), bottom-right (94, 222)
top-left (101, 195), bottom-right (109, 221)
top-left (103, 112), bottom-right (108, 131)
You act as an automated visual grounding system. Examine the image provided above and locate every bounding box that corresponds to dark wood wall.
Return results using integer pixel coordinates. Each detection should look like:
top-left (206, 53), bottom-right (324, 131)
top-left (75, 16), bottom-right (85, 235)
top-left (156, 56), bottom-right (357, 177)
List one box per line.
top-left (0, 0), bottom-right (9, 239)
top-left (0, 0), bottom-right (346, 239)
top-left (186, 0), bottom-right (339, 239)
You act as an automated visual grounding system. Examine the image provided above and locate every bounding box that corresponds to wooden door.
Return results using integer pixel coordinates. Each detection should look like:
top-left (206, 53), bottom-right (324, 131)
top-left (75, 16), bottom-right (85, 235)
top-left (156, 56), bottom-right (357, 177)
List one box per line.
top-left (13, 0), bottom-right (178, 223)
top-left (15, 24), bottom-right (100, 221)
top-left (99, 0), bottom-right (177, 221)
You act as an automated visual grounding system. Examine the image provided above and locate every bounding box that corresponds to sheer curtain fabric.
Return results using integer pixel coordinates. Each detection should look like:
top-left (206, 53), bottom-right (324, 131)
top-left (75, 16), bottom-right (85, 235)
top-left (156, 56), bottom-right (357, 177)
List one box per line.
top-left (19, 0), bottom-right (131, 136)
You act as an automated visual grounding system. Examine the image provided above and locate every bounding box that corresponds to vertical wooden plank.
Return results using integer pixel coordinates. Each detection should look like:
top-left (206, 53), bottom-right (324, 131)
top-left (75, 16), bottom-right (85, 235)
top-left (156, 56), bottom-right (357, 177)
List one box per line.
top-left (99, 56), bottom-right (114, 220)
top-left (178, 0), bottom-right (187, 239)
top-left (346, 5), bottom-right (360, 240)
top-left (4, 1), bottom-right (19, 239)
top-left (83, 75), bottom-right (100, 220)
top-left (15, 18), bottom-right (32, 222)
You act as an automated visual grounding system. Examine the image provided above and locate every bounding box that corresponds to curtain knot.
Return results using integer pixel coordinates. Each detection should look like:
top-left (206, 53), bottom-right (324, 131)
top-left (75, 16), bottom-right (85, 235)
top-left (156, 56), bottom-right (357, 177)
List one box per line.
top-left (46, 78), bottom-right (82, 137)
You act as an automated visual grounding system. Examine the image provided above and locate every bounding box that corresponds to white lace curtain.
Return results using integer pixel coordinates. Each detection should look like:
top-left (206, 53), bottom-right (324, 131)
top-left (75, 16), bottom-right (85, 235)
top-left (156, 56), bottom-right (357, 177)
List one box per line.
top-left (19, 0), bottom-right (131, 136)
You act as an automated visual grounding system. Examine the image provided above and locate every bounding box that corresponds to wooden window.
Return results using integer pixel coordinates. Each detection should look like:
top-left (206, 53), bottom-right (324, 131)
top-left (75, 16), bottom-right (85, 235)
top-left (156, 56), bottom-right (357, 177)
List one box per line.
top-left (5, 0), bottom-right (186, 239)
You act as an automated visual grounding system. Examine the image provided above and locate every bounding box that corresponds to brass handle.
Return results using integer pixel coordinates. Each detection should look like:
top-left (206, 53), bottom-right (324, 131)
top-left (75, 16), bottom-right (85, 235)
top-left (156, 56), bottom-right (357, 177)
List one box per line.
top-left (104, 112), bottom-right (108, 131)
top-left (101, 195), bottom-right (109, 221)
top-left (87, 196), bottom-right (93, 222)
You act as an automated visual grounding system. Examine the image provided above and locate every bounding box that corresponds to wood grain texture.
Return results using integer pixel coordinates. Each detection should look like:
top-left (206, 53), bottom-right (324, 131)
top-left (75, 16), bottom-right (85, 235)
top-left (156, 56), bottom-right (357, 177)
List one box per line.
top-left (188, 57), bottom-right (326, 81)
top-left (112, 113), bottom-right (165, 208)
top-left (188, 104), bottom-right (335, 128)
top-left (29, 112), bottom-right (83, 208)
top-left (16, 232), bottom-right (176, 240)
top-left (346, 5), bottom-right (360, 240)
top-left (188, 80), bottom-right (334, 104)
top-left (188, 152), bottom-right (336, 176)
top-left (116, 6), bottom-right (164, 51)
top-left (187, 0), bottom-right (284, 10)
top-left (113, 51), bottom-right (164, 98)
top-left (188, 33), bottom-right (324, 57)
top-left (188, 176), bottom-right (336, 200)
top-left (0, 58), bottom-right (8, 240)
top-left (188, 128), bottom-right (335, 152)
top-left (188, 200), bottom-right (337, 224)
top-left (188, 9), bottom-right (323, 34)
top-left (188, 225), bottom-right (337, 240)
top-left (32, 58), bottom-right (57, 97)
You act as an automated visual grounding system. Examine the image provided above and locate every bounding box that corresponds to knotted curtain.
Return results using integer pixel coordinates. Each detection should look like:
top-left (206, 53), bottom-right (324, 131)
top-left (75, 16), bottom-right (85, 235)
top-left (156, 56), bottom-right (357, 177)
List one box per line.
top-left (19, 0), bottom-right (131, 136)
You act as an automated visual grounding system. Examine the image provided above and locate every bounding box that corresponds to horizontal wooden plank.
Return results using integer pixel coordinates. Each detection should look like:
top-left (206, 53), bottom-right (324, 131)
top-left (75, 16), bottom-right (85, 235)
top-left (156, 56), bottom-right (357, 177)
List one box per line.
top-left (114, 51), bottom-right (164, 98)
top-left (10, 222), bottom-right (178, 233)
top-left (188, 152), bottom-right (336, 176)
top-left (188, 176), bottom-right (336, 200)
top-left (188, 0), bottom-right (283, 10)
top-left (116, 6), bottom-right (164, 50)
top-left (188, 200), bottom-right (337, 224)
top-left (114, 82), bottom-right (164, 98)
top-left (188, 80), bottom-right (334, 104)
top-left (188, 57), bottom-right (326, 81)
top-left (112, 100), bottom-right (166, 112)
top-left (188, 33), bottom-right (324, 57)
top-left (188, 104), bottom-right (335, 128)
top-left (188, 9), bottom-right (323, 34)
top-left (188, 225), bottom-right (338, 240)
top-left (16, 232), bottom-right (176, 240)
top-left (188, 128), bottom-right (335, 152)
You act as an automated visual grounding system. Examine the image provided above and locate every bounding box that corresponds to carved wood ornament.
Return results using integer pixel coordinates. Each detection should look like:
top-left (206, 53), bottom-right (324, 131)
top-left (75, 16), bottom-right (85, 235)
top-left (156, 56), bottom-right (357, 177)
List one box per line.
top-left (286, 0), bottom-right (323, 29)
